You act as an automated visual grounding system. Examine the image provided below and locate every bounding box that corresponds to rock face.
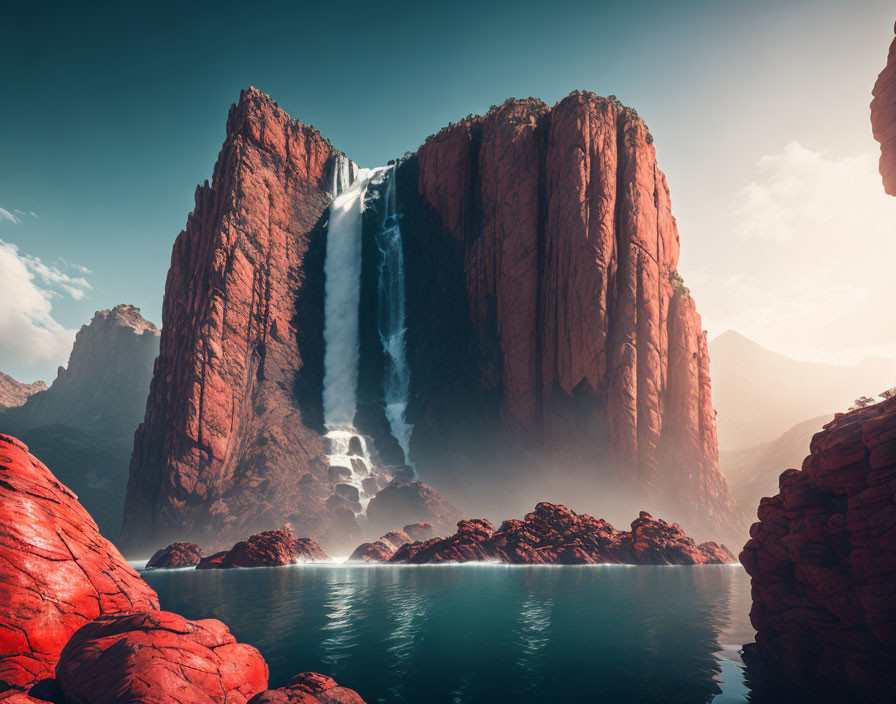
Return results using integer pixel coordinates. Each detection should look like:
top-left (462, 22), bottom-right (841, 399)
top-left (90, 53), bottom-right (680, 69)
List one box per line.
top-left (347, 529), bottom-right (412, 562)
top-left (123, 86), bottom-right (738, 554)
top-left (406, 91), bottom-right (739, 543)
top-left (249, 672), bottom-right (366, 704)
top-left (0, 373), bottom-right (45, 409)
top-left (145, 541), bottom-right (204, 569)
top-left (56, 610), bottom-right (269, 704)
top-left (123, 87), bottom-right (346, 555)
top-left (872, 21), bottom-right (896, 194)
top-left (0, 434), bottom-right (159, 692)
top-left (0, 305), bottom-right (160, 541)
top-left (386, 502), bottom-right (734, 565)
top-left (2, 305), bottom-right (159, 437)
top-left (740, 395), bottom-right (896, 701)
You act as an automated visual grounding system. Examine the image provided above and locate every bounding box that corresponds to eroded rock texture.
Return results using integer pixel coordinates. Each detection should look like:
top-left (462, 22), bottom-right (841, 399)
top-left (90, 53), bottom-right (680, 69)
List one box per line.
top-left (0, 434), bottom-right (159, 693)
top-left (55, 610), bottom-right (268, 704)
top-left (740, 397), bottom-right (896, 702)
top-left (248, 672), bottom-right (367, 704)
top-left (872, 21), bottom-right (896, 194)
top-left (385, 501), bottom-right (734, 565)
top-left (123, 88), bottom-right (343, 554)
top-left (410, 91), bottom-right (738, 542)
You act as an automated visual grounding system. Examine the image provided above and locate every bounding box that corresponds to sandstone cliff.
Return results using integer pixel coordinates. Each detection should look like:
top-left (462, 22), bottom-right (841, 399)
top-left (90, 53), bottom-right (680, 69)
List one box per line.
top-left (123, 88), bottom-right (343, 554)
top-left (872, 21), bottom-right (896, 194)
top-left (407, 92), bottom-right (739, 541)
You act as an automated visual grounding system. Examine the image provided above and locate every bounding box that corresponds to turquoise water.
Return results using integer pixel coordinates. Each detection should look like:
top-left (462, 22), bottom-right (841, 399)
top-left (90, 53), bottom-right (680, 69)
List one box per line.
top-left (143, 564), bottom-right (758, 704)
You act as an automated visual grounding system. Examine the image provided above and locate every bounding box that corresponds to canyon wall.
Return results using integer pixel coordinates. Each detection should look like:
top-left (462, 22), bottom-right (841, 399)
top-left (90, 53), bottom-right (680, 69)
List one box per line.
top-left (123, 87), bottom-right (739, 554)
top-left (122, 88), bottom-right (345, 554)
top-left (872, 21), bottom-right (896, 195)
top-left (405, 92), bottom-right (738, 541)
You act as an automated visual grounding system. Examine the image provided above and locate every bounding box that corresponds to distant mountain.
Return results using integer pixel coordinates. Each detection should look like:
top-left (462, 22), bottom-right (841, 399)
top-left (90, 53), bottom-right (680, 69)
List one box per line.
top-left (721, 414), bottom-right (831, 524)
top-left (0, 372), bottom-right (46, 409)
top-left (0, 304), bottom-right (159, 540)
top-left (710, 330), bottom-right (896, 451)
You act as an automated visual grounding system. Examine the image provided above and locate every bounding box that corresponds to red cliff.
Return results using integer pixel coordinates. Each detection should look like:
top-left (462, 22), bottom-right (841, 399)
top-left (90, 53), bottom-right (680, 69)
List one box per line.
top-left (414, 92), bottom-right (738, 541)
top-left (872, 21), bottom-right (896, 194)
top-left (123, 88), bottom-right (341, 553)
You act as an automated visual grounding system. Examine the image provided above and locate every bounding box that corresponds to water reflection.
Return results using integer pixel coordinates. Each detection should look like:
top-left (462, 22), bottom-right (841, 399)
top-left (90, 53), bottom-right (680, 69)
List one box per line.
top-left (144, 564), bottom-right (760, 704)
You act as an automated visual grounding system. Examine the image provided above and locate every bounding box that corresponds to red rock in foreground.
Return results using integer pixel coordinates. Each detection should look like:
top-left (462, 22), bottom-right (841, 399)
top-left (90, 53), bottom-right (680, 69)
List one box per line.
top-left (145, 541), bottom-right (204, 569)
top-left (56, 610), bottom-right (268, 704)
top-left (740, 396), bottom-right (896, 702)
top-left (383, 502), bottom-right (734, 565)
top-left (872, 21), bottom-right (896, 194)
top-left (0, 434), bottom-right (159, 692)
top-left (249, 672), bottom-right (366, 704)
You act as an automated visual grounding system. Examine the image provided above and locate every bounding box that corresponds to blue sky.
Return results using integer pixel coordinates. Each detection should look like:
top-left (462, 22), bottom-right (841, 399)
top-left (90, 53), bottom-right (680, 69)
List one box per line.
top-left (2, 0), bottom-right (895, 381)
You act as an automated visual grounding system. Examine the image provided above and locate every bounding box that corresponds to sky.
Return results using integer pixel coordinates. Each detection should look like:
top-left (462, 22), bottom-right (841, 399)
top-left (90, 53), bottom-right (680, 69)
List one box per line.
top-left (1, 0), bottom-right (895, 382)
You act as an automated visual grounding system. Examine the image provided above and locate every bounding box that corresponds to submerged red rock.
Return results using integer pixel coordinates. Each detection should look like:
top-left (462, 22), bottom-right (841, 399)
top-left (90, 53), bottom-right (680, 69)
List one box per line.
top-left (0, 434), bottom-right (159, 693)
top-left (56, 610), bottom-right (268, 704)
top-left (249, 672), bottom-right (366, 704)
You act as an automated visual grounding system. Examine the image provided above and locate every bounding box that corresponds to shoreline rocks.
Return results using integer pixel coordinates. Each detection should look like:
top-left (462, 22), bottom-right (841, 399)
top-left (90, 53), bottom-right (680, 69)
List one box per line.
top-left (145, 541), bottom-right (204, 569)
top-left (353, 502), bottom-right (735, 565)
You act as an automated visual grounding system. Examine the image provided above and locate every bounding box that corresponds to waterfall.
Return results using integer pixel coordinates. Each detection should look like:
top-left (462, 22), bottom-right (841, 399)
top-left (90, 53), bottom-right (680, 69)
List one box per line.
top-left (376, 165), bottom-right (416, 474)
top-left (322, 157), bottom-right (387, 516)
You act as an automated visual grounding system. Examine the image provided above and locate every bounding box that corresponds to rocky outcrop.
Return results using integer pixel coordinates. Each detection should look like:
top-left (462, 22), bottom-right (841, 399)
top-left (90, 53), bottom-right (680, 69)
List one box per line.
top-left (872, 21), bottom-right (896, 194)
top-left (55, 610), bottom-right (269, 704)
top-left (123, 87), bottom-right (346, 555)
top-left (385, 502), bottom-right (734, 565)
top-left (365, 480), bottom-right (462, 538)
top-left (740, 396), bottom-right (896, 702)
top-left (227, 529), bottom-right (328, 567)
top-left (408, 91), bottom-right (739, 543)
top-left (0, 434), bottom-right (159, 693)
top-left (0, 373), bottom-right (45, 409)
top-left (145, 541), bottom-right (204, 569)
top-left (248, 672), bottom-right (366, 704)
top-left (2, 305), bottom-right (159, 437)
top-left (402, 522), bottom-right (434, 541)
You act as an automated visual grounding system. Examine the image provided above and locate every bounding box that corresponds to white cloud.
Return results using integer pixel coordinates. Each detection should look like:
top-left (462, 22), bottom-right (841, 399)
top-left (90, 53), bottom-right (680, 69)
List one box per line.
top-left (688, 142), bottom-right (896, 364)
top-left (0, 240), bottom-right (92, 379)
top-left (0, 208), bottom-right (20, 224)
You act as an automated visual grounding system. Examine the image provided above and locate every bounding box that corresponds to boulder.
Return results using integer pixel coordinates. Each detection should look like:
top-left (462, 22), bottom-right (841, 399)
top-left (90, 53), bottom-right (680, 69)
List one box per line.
top-left (226, 529), bottom-right (328, 567)
top-left (248, 672), bottom-right (366, 704)
top-left (55, 610), bottom-right (268, 704)
top-left (0, 434), bottom-right (159, 692)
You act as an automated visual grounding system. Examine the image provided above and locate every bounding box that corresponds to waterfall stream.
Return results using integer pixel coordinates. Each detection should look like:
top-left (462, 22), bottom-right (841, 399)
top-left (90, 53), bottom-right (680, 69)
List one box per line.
top-left (321, 158), bottom-right (416, 517)
top-left (376, 165), bottom-right (416, 474)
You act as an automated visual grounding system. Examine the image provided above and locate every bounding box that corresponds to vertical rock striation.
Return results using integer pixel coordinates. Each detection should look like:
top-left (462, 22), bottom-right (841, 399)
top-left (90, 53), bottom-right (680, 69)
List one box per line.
top-left (123, 88), bottom-right (341, 554)
top-left (413, 92), bottom-right (738, 541)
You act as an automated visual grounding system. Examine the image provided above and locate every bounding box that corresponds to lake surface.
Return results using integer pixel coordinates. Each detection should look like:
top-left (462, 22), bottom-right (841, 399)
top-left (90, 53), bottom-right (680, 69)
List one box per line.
top-left (143, 564), bottom-right (765, 704)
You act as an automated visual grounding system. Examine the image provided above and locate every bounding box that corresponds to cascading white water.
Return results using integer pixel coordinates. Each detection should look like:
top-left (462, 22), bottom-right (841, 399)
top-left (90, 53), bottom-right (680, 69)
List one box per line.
top-left (322, 157), bottom-right (387, 515)
top-left (376, 165), bottom-right (416, 474)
